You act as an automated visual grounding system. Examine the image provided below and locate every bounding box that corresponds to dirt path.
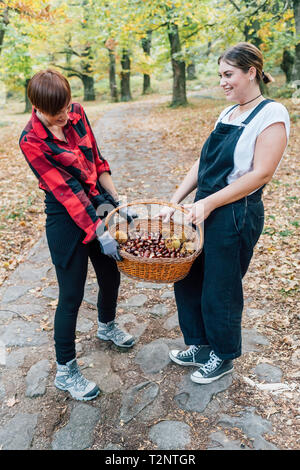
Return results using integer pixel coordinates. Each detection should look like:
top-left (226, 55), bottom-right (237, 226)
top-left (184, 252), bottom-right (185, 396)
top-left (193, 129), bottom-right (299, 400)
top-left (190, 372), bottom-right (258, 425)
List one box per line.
top-left (0, 98), bottom-right (298, 451)
top-left (93, 99), bottom-right (183, 201)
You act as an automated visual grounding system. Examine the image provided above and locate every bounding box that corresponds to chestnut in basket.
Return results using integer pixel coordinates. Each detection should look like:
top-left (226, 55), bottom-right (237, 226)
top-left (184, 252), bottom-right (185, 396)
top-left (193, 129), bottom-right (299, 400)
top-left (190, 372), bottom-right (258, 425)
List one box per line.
top-left (114, 230), bottom-right (128, 243)
top-left (118, 229), bottom-right (196, 259)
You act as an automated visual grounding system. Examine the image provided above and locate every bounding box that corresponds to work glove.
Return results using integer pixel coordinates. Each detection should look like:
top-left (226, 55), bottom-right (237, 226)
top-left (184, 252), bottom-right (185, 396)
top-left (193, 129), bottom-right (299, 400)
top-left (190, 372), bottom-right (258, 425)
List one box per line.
top-left (98, 230), bottom-right (123, 261)
top-left (96, 194), bottom-right (138, 224)
top-left (96, 194), bottom-right (117, 220)
top-left (116, 201), bottom-right (139, 224)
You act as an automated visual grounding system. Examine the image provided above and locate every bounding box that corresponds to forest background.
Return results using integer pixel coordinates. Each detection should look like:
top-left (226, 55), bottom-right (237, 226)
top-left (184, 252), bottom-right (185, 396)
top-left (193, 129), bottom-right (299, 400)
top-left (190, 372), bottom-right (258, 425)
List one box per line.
top-left (0, 0), bottom-right (299, 298)
top-left (0, 0), bottom-right (299, 108)
top-left (0, 1), bottom-right (299, 450)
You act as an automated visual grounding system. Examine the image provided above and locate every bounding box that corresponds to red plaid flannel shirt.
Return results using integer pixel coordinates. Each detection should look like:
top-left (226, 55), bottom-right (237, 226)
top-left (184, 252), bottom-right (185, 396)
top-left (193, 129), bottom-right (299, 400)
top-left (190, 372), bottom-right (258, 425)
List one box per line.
top-left (19, 103), bottom-right (111, 243)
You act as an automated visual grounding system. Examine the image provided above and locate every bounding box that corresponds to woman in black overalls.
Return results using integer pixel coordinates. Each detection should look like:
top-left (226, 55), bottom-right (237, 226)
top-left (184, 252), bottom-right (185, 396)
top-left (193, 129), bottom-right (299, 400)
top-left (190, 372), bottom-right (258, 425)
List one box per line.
top-left (161, 43), bottom-right (289, 384)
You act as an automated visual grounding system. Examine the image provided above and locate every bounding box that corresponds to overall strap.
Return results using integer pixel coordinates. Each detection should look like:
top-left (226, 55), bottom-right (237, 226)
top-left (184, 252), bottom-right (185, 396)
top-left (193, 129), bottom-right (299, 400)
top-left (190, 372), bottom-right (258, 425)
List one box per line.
top-left (241, 99), bottom-right (275, 126)
top-left (222, 104), bottom-right (238, 118)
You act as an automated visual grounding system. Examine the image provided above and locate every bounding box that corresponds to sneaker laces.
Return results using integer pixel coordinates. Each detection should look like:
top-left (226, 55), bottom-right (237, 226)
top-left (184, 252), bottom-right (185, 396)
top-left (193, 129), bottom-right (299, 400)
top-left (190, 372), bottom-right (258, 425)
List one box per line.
top-left (112, 323), bottom-right (130, 342)
top-left (179, 345), bottom-right (200, 357)
top-left (69, 364), bottom-right (89, 390)
top-left (105, 321), bottom-right (130, 342)
top-left (201, 351), bottom-right (222, 374)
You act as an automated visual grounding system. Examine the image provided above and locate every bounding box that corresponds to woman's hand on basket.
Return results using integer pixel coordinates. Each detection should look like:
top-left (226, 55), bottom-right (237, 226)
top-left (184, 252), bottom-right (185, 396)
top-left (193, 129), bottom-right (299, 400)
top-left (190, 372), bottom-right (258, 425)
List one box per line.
top-left (155, 206), bottom-right (176, 223)
top-left (118, 205), bottom-right (138, 224)
top-left (97, 231), bottom-right (123, 261)
top-left (184, 198), bottom-right (215, 225)
top-left (102, 195), bottom-right (139, 224)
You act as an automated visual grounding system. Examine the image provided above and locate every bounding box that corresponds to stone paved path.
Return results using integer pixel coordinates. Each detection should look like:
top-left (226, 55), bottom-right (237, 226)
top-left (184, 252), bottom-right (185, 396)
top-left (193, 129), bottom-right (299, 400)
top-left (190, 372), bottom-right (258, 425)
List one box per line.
top-left (0, 99), bottom-right (287, 450)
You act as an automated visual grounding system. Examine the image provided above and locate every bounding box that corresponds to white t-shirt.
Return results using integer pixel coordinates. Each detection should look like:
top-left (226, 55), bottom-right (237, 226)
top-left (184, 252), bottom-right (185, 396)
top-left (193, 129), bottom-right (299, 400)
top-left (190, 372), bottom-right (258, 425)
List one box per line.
top-left (215, 101), bottom-right (290, 185)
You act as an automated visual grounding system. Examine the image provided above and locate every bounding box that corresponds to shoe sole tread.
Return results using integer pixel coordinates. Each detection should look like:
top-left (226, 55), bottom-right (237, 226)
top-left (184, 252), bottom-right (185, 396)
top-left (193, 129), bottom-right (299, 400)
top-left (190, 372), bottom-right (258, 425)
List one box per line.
top-left (54, 382), bottom-right (100, 401)
top-left (190, 367), bottom-right (234, 384)
top-left (169, 351), bottom-right (204, 367)
top-left (97, 333), bottom-right (135, 348)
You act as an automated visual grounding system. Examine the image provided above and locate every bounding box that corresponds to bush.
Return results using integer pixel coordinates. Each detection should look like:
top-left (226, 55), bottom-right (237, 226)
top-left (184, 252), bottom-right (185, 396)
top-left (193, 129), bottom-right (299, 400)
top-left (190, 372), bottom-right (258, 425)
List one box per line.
top-left (270, 85), bottom-right (294, 99)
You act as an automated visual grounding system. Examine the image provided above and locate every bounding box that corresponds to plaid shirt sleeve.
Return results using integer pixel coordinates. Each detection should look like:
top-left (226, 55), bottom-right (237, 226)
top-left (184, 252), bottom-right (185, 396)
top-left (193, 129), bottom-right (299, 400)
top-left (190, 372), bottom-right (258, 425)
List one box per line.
top-left (79, 105), bottom-right (111, 177)
top-left (19, 135), bottom-right (102, 244)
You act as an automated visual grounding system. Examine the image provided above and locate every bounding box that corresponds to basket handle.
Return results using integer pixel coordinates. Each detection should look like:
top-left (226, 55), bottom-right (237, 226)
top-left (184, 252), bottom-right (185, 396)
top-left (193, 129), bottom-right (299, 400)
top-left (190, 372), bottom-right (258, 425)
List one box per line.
top-left (104, 199), bottom-right (197, 231)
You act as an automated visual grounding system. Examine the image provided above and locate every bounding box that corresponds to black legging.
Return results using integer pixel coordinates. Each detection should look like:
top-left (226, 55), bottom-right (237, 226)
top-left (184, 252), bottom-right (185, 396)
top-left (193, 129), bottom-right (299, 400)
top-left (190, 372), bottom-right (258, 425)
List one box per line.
top-left (53, 238), bottom-right (120, 364)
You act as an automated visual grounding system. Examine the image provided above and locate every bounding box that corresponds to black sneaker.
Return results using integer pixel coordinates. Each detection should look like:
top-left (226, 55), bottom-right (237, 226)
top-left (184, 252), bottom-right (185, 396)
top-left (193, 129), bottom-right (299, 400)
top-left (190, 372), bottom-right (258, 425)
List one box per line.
top-left (169, 345), bottom-right (211, 367)
top-left (190, 350), bottom-right (233, 384)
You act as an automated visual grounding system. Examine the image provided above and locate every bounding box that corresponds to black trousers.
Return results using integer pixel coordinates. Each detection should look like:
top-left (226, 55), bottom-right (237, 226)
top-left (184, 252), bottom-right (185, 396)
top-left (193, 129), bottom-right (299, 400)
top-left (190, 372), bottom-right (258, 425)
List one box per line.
top-left (53, 238), bottom-right (120, 364)
top-left (174, 196), bottom-right (264, 360)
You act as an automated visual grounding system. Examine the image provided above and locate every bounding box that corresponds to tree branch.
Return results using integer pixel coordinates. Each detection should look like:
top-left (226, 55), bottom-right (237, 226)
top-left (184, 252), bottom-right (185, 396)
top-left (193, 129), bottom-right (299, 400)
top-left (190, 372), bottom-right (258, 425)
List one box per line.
top-left (134, 21), bottom-right (168, 37)
top-left (228, 0), bottom-right (241, 11)
top-left (181, 23), bottom-right (217, 41)
top-left (0, 4), bottom-right (9, 25)
top-left (0, 0), bottom-right (54, 21)
top-left (250, 0), bottom-right (269, 17)
top-left (54, 64), bottom-right (83, 79)
top-left (229, 0), bottom-right (288, 23)
top-left (56, 48), bottom-right (81, 57)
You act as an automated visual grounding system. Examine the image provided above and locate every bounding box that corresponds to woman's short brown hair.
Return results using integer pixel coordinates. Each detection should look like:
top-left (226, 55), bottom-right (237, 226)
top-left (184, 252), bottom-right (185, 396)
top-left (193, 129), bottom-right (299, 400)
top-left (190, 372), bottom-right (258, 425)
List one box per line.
top-left (218, 42), bottom-right (273, 84)
top-left (27, 69), bottom-right (71, 116)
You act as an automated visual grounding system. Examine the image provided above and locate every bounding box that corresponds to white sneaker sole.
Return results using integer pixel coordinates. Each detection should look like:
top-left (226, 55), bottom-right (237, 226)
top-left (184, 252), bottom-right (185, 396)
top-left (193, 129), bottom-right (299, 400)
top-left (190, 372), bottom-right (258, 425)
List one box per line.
top-left (169, 350), bottom-right (204, 367)
top-left (190, 367), bottom-right (234, 384)
top-left (54, 382), bottom-right (100, 401)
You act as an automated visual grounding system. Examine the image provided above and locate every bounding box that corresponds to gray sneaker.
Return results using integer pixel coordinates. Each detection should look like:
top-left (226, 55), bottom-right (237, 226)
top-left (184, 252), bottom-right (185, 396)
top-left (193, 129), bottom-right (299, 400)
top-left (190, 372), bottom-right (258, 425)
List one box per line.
top-left (97, 320), bottom-right (135, 348)
top-left (169, 345), bottom-right (211, 367)
top-left (54, 358), bottom-right (100, 401)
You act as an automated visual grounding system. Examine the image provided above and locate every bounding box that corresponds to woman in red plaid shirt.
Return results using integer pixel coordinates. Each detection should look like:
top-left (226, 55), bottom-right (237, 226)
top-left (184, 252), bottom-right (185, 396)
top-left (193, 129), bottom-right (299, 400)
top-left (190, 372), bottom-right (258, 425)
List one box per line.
top-left (19, 69), bottom-right (136, 401)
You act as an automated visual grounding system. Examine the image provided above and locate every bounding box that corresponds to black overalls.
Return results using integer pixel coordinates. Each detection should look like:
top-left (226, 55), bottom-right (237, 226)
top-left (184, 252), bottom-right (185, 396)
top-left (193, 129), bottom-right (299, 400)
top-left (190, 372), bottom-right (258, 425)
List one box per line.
top-left (174, 100), bottom-right (272, 360)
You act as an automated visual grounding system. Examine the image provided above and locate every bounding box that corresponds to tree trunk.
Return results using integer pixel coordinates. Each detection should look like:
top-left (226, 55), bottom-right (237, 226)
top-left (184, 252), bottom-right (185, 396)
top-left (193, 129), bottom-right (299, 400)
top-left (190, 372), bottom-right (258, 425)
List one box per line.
top-left (65, 35), bottom-right (72, 67)
top-left (168, 23), bottom-right (187, 106)
top-left (0, 7), bottom-right (9, 55)
top-left (0, 24), bottom-right (4, 55)
top-left (187, 62), bottom-right (196, 80)
top-left (108, 50), bottom-right (118, 102)
top-left (281, 49), bottom-right (295, 83)
top-left (24, 78), bottom-right (31, 113)
top-left (82, 75), bottom-right (95, 101)
top-left (120, 49), bottom-right (132, 102)
top-left (292, 0), bottom-right (300, 80)
top-left (243, 14), bottom-right (265, 93)
top-left (80, 45), bottom-right (95, 101)
top-left (143, 74), bottom-right (151, 95)
top-left (141, 30), bottom-right (152, 94)
top-left (206, 41), bottom-right (212, 57)
top-left (243, 16), bottom-right (262, 48)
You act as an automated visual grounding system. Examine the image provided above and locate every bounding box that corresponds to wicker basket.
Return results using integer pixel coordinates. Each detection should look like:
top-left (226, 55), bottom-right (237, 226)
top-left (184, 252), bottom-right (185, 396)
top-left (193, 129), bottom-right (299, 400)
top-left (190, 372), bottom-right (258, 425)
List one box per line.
top-left (105, 200), bottom-right (203, 284)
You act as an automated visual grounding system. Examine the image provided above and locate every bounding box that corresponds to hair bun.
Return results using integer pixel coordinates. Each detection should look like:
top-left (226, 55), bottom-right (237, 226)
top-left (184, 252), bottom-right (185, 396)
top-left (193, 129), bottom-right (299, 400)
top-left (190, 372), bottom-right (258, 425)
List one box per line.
top-left (262, 70), bottom-right (274, 84)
